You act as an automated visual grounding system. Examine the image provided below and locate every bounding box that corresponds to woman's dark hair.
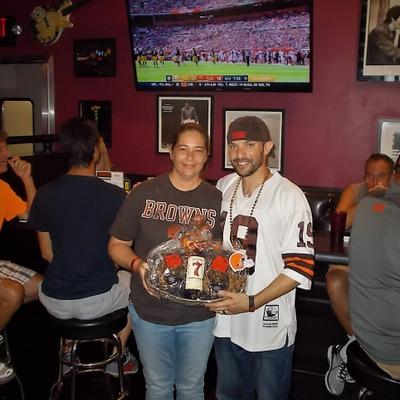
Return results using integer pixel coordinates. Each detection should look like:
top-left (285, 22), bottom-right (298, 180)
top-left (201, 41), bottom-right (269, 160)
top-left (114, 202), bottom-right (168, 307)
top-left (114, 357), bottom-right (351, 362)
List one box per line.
top-left (171, 122), bottom-right (209, 153)
top-left (59, 117), bottom-right (100, 168)
top-left (384, 6), bottom-right (400, 24)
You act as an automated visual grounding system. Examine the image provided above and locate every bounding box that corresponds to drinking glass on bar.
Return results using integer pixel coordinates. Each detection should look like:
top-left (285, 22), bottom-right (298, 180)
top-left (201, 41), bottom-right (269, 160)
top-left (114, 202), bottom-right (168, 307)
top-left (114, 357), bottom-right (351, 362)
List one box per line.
top-left (330, 211), bottom-right (347, 246)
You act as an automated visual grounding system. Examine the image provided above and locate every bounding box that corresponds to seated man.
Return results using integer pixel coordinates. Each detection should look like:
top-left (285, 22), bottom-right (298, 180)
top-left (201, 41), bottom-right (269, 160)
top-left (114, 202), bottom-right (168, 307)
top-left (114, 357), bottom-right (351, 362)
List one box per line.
top-left (0, 130), bottom-right (42, 385)
top-left (325, 153), bottom-right (394, 396)
top-left (349, 179), bottom-right (400, 380)
top-left (28, 117), bottom-right (137, 376)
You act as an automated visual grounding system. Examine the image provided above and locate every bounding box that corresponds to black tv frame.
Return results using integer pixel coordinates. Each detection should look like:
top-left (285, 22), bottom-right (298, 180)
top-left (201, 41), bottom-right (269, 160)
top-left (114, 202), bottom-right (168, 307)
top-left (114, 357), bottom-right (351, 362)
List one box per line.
top-left (126, 0), bottom-right (313, 92)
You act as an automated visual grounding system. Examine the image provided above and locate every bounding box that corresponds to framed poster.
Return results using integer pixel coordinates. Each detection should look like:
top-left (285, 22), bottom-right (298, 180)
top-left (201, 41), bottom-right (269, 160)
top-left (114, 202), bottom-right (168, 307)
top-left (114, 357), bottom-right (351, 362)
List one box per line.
top-left (74, 38), bottom-right (116, 77)
top-left (79, 100), bottom-right (112, 146)
top-left (157, 95), bottom-right (212, 154)
top-left (223, 109), bottom-right (285, 173)
top-left (358, 0), bottom-right (400, 80)
top-left (378, 119), bottom-right (400, 162)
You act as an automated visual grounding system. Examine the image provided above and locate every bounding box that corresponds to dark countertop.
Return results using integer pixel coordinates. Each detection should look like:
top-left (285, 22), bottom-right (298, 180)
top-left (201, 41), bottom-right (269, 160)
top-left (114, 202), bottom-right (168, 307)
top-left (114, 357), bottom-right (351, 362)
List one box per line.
top-left (314, 231), bottom-right (349, 265)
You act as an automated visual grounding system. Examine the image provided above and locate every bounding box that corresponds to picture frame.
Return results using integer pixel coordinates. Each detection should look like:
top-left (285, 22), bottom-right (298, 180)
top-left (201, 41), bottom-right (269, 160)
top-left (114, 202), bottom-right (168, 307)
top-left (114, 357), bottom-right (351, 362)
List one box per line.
top-left (377, 119), bottom-right (400, 163)
top-left (73, 38), bottom-right (116, 78)
top-left (79, 100), bottom-right (112, 147)
top-left (157, 95), bottom-right (213, 154)
top-left (223, 109), bottom-right (285, 173)
top-left (358, 0), bottom-right (400, 81)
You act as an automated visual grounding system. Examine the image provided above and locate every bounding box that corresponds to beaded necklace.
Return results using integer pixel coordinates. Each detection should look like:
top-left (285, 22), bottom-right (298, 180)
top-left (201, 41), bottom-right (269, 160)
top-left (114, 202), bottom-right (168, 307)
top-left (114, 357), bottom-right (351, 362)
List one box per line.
top-left (229, 172), bottom-right (269, 249)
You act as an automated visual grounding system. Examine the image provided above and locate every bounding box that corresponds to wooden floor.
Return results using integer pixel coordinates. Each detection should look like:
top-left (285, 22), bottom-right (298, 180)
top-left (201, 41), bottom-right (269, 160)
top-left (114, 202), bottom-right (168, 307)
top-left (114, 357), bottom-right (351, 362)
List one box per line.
top-left (0, 301), bottom-right (360, 400)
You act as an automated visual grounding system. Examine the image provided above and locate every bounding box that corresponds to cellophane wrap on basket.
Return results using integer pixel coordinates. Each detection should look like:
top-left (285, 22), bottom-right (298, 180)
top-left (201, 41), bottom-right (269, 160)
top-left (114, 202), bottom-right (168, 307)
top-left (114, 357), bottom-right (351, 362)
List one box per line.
top-left (145, 222), bottom-right (249, 305)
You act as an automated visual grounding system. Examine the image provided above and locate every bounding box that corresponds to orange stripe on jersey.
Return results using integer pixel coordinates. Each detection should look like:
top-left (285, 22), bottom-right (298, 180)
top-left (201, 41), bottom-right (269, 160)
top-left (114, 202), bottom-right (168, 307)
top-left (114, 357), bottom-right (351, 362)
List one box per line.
top-left (283, 256), bottom-right (314, 266)
top-left (284, 262), bottom-right (314, 278)
top-left (283, 253), bottom-right (314, 261)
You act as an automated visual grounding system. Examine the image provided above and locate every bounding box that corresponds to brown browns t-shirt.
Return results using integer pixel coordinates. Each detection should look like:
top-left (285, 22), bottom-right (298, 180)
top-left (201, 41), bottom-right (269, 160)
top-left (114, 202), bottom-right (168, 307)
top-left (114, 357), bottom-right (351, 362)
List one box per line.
top-left (110, 174), bottom-right (221, 325)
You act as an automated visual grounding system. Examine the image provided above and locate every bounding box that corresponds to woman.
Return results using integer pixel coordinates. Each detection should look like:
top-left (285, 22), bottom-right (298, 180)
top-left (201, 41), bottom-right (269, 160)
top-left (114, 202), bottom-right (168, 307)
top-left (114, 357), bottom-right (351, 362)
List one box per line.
top-left (108, 123), bottom-right (221, 400)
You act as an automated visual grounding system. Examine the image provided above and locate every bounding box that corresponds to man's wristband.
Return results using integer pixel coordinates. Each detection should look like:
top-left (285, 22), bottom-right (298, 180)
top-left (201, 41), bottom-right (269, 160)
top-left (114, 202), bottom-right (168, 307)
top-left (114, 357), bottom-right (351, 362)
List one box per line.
top-left (130, 255), bottom-right (142, 271)
top-left (248, 295), bottom-right (256, 312)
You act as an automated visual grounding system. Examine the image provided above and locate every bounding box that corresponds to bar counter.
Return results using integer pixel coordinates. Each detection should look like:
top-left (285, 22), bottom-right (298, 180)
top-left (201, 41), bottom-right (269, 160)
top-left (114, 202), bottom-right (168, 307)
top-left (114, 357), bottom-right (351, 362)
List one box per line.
top-left (313, 231), bottom-right (349, 265)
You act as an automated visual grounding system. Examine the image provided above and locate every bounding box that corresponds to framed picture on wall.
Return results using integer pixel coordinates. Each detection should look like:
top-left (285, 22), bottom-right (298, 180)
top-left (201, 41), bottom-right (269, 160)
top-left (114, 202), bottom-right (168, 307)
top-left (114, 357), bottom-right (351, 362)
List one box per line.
top-left (79, 100), bottom-right (112, 147)
top-left (223, 109), bottom-right (285, 173)
top-left (358, 0), bottom-right (400, 81)
top-left (74, 38), bottom-right (116, 77)
top-left (157, 95), bottom-right (213, 154)
top-left (378, 119), bottom-right (400, 162)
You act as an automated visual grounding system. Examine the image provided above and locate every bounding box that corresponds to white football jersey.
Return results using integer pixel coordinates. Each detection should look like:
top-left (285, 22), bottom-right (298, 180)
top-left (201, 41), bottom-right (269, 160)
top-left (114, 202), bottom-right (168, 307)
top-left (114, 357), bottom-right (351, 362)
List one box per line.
top-left (214, 172), bottom-right (314, 352)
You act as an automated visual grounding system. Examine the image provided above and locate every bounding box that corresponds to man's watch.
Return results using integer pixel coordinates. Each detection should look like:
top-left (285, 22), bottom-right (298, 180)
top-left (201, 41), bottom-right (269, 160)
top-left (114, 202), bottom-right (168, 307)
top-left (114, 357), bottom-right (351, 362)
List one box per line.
top-left (248, 295), bottom-right (256, 312)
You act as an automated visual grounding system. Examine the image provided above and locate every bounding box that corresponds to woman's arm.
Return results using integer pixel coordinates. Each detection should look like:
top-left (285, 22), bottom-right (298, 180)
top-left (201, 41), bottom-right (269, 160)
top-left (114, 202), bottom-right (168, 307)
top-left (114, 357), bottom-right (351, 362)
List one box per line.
top-left (108, 236), bottom-right (151, 292)
top-left (108, 236), bottom-right (136, 270)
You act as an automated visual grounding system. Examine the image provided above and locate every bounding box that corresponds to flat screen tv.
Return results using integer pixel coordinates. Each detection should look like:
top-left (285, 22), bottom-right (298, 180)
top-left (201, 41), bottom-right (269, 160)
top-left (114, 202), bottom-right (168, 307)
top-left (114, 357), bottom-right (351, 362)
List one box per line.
top-left (126, 0), bottom-right (312, 92)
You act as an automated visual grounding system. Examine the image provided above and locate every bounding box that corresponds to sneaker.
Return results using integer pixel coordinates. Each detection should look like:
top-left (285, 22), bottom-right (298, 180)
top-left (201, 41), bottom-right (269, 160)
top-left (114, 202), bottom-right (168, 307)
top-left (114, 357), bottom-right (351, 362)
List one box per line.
top-left (325, 345), bottom-right (354, 396)
top-left (106, 349), bottom-right (138, 377)
top-left (0, 362), bottom-right (15, 385)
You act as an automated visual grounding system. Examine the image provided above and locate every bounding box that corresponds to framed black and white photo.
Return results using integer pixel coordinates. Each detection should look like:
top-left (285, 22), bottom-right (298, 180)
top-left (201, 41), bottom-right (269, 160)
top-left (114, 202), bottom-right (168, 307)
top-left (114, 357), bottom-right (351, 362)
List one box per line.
top-left (157, 95), bottom-right (212, 154)
top-left (358, 0), bottom-right (400, 81)
top-left (378, 119), bottom-right (400, 162)
top-left (223, 109), bottom-right (285, 173)
top-left (74, 38), bottom-right (116, 78)
top-left (79, 100), bottom-right (112, 147)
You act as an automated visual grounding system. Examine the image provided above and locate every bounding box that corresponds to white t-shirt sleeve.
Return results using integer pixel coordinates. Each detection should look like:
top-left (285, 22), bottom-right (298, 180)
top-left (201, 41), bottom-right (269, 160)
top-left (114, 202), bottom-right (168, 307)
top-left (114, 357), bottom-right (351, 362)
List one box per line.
top-left (281, 199), bottom-right (314, 290)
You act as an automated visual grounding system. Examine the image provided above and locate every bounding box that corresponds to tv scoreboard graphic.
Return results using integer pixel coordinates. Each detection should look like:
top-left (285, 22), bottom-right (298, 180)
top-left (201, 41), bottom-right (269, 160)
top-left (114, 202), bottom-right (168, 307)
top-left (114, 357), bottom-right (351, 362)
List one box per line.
top-left (148, 74), bottom-right (274, 88)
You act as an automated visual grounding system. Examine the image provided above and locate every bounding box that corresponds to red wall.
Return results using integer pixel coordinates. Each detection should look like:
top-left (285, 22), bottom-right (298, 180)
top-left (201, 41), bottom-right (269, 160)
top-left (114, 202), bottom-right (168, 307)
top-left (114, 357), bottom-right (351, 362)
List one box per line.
top-left (1, 0), bottom-right (399, 187)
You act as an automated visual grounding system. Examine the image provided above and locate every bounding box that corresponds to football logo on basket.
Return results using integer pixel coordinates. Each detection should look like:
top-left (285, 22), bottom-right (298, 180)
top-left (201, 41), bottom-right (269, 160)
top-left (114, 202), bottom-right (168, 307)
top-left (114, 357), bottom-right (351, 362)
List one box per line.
top-left (229, 250), bottom-right (254, 271)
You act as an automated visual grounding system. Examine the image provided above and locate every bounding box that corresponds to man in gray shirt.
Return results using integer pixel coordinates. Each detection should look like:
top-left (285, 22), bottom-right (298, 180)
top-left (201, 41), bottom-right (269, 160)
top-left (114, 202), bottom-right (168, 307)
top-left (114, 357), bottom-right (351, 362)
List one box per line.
top-left (349, 181), bottom-right (400, 380)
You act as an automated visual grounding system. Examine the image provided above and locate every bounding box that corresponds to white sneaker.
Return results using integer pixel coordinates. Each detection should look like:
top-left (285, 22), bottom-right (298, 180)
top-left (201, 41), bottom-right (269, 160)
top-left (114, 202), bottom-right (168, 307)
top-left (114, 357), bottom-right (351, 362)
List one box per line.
top-left (325, 344), bottom-right (354, 396)
top-left (0, 362), bottom-right (15, 385)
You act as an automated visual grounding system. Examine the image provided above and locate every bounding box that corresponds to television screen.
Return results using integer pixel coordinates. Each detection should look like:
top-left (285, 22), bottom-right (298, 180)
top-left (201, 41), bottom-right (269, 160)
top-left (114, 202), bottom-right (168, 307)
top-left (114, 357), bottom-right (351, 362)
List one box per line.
top-left (126, 0), bottom-right (312, 92)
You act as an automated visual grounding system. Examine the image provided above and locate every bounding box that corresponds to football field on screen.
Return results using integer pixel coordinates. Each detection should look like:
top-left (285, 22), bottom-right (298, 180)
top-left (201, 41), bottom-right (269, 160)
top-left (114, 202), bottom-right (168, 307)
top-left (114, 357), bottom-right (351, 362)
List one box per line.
top-left (135, 61), bottom-right (310, 83)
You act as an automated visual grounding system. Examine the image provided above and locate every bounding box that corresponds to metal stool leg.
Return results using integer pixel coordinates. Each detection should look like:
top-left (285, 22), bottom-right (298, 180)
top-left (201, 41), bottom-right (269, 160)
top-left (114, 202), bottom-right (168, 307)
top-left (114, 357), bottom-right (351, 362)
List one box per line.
top-left (112, 333), bottom-right (125, 397)
top-left (70, 340), bottom-right (79, 400)
top-left (50, 337), bottom-right (67, 400)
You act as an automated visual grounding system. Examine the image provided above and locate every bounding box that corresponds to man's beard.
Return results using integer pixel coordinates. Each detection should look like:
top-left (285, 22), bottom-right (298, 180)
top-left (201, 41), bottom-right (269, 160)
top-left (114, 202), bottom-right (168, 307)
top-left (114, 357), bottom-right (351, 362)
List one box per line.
top-left (231, 157), bottom-right (264, 177)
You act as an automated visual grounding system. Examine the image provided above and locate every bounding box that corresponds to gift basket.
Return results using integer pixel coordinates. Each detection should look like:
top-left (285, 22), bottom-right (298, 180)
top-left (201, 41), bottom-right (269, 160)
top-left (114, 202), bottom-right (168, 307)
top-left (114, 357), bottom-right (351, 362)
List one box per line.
top-left (145, 222), bottom-right (249, 305)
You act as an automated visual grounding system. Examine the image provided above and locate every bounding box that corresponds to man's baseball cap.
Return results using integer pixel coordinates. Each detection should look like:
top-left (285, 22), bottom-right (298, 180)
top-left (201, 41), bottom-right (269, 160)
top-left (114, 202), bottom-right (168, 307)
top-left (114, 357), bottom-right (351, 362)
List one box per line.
top-left (227, 116), bottom-right (271, 144)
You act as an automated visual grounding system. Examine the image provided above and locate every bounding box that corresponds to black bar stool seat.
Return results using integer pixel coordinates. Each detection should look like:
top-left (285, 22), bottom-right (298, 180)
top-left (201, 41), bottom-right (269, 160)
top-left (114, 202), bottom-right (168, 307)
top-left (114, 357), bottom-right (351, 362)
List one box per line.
top-left (49, 308), bottom-right (129, 400)
top-left (347, 340), bottom-right (400, 400)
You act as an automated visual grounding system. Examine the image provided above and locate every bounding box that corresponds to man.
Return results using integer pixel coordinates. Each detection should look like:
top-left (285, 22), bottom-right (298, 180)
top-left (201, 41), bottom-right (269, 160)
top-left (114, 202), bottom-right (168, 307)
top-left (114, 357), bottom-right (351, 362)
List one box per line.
top-left (180, 102), bottom-right (199, 124)
top-left (0, 130), bottom-right (42, 385)
top-left (325, 153), bottom-right (394, 396)
top-left (349, 179), bottom-right (400, 380)
top-left (206, 116), bottom-right (314, 399)
top-left (28, 117), bottom-right (137, 376)
top-left (366, 5), bottom-right (400, 65)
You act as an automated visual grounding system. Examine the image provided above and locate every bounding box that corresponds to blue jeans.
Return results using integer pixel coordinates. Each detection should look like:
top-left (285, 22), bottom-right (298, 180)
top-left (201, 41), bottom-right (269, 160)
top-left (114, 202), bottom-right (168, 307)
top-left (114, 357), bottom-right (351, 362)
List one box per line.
top-left (129, 304), bottom-right (214, 400)
top-left (214, 337), bottom-right (294, 400)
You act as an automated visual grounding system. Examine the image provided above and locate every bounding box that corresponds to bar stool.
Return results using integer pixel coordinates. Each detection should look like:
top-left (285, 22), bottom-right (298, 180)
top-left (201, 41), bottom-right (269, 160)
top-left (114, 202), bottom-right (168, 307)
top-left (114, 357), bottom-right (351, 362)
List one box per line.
top-left (49, 308), bottom-right (129, 400)
top-left (347, 340), bottom-right (400, 400)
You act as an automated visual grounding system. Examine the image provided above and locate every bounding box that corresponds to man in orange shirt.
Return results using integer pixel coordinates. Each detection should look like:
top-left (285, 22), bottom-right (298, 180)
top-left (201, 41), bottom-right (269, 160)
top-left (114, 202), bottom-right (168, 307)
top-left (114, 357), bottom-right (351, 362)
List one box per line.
top-left (0, 130), bottom-right (42, 385)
